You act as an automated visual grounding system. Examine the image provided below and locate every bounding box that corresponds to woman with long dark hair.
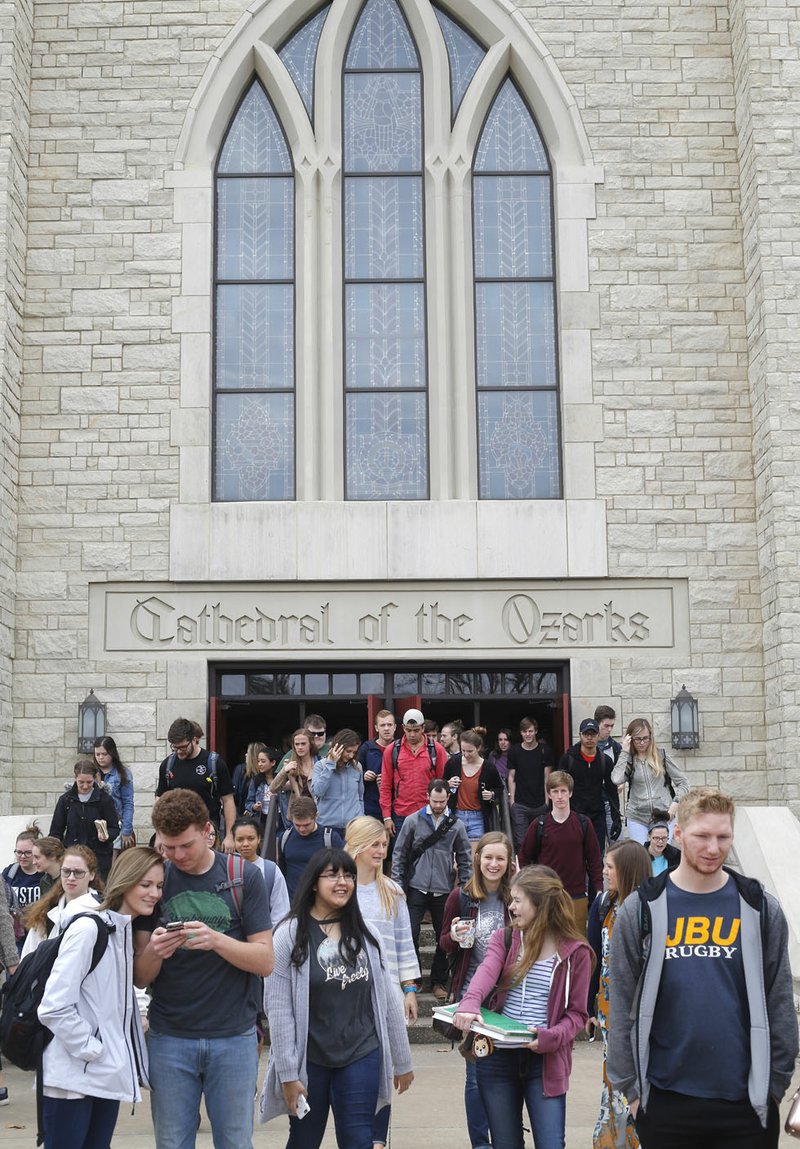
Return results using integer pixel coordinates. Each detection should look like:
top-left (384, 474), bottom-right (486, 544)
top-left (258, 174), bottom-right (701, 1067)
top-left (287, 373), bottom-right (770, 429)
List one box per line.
top-left (259, 847), bottom-right (414, 1148)
top-left (93, 736), bottom-right (135, 855)
top-left (586, 839), bottom-right (652, 1148)
top-left (453, 865), bottom-right (593, 1149)
top-left (486, 728), bottom-right (513, 782)
top-left (37, 846), bottom-right (161, 1149)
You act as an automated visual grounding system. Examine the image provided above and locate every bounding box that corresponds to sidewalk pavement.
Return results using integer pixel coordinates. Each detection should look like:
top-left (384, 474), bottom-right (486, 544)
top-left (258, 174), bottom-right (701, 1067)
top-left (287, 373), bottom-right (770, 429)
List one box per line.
top-left (2, 1041), bottom-right (798, 1147)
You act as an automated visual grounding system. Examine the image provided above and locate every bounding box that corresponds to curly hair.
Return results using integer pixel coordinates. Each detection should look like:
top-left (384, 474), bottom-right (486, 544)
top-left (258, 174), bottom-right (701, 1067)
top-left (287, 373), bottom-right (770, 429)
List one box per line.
top-left (151, 789), bottom-right (209, 836)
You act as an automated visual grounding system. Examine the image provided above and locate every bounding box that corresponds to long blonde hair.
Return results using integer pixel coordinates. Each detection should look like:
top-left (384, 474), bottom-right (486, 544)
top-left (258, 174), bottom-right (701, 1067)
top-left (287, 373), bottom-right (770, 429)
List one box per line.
top-left (625, 718), bottom-right (664, 776)
top-left (345, 816), bottom-right (403, 919)
top-left (510, 866), bottom-right (592, 985)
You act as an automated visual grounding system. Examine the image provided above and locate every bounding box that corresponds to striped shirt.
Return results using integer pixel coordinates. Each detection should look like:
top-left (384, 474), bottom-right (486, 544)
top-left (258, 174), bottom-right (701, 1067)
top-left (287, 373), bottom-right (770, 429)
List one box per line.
top-left (503, 954), bottom-right (557, 1028)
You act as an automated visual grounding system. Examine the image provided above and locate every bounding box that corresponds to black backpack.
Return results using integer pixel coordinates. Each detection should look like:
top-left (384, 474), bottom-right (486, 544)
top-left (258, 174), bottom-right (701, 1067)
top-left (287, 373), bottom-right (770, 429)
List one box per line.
top-left (0, 912), bottom-right (113, 1072)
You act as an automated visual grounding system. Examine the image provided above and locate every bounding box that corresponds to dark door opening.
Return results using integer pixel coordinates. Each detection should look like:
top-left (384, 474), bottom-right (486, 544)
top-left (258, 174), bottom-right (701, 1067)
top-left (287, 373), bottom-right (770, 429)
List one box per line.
top-left (209, 663), bottom-right (570, 773)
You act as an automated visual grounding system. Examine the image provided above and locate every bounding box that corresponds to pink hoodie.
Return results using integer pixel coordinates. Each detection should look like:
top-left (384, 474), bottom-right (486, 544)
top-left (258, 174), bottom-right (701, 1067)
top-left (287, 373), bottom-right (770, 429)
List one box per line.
top-left (457, 928), bottom-right (592, 1096)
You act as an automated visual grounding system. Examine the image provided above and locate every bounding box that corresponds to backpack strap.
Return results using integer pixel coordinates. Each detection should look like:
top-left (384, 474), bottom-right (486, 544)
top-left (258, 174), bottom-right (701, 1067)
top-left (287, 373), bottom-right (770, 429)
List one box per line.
top-left (660, 749), bottom-right (675, 799)
top-left (427, 738), bottom-right (437, 775)
top-left (165, 751), bottom-right (177, 787)
top-left (215, 853), bottom-right (245, 918)
top-left (530, 814), bottom-right (547, 863)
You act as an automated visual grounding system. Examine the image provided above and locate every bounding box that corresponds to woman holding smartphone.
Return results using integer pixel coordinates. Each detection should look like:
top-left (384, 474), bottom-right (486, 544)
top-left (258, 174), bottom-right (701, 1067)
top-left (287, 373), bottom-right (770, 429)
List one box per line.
top-left (260, 847), bottom-right (413, 1149)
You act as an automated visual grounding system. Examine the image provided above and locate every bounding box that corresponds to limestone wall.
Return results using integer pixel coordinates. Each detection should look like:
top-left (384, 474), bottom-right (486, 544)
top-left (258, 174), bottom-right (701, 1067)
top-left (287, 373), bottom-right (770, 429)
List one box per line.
top-left (6, 0), bottom-right (799, 823)
top-left (0, 0), bottom-right (32, 814)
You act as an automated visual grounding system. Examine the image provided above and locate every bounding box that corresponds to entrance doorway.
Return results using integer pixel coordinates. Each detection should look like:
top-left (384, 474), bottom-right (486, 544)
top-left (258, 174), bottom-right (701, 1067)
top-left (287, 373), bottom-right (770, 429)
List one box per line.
top-left (209, 662), bottom-right (570, 771)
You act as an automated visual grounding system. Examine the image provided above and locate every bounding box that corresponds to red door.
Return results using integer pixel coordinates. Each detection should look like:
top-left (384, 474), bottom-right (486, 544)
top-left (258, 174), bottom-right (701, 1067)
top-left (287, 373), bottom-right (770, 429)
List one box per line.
top-left (208, 695), bottom-right (227, 758)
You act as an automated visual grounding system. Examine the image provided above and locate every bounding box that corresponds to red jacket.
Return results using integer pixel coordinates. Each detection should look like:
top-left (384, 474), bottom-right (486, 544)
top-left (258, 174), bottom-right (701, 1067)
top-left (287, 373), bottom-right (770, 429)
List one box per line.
top-left (379, 736), bottom-right (447, 819)
top-left (457, 928), bottom-right (592, 1097)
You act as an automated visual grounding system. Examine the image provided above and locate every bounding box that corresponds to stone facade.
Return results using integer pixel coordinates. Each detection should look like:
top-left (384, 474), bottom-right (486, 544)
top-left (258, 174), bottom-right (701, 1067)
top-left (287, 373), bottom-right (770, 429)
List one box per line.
top-left (0, 0), bottom-right (798, 826)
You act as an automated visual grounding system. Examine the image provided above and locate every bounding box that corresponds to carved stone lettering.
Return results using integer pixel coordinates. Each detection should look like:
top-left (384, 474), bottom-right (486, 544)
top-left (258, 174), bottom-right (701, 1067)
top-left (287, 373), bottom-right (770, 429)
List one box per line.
top-left (96, 581), bottom-right (683, 658)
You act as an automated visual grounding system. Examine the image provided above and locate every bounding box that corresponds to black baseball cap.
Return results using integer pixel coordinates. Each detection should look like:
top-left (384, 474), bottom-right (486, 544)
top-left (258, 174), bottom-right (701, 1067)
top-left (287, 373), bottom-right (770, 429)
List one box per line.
top-left (579, 718), bottom-right (600, 734)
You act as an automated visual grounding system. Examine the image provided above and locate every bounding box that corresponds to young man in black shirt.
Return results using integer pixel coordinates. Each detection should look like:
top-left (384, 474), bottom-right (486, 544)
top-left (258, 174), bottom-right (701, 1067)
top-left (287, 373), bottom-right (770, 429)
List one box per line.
top-left (155, 717), bottom-right (237, 853)
top-left (506, 716), bottom-right (554, 852)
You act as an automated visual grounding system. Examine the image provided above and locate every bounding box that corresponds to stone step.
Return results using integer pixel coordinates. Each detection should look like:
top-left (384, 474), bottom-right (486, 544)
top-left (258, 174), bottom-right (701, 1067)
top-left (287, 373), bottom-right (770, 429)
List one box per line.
top-left (408, 992), bottom-right (453, 1045)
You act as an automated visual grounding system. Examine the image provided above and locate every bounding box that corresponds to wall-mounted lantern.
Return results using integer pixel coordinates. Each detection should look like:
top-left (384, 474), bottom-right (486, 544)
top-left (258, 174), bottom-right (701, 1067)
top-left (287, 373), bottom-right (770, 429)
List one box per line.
top-left (671, 685), bottom-right (699, 750)
top-left (77, 689), bottom-right (106, 754)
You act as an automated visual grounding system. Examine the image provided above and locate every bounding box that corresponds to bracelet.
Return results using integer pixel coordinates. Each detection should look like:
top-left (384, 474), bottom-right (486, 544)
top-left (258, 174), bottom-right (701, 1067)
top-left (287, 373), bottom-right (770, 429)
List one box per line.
top-left (402, 984), bottom-right (417, 994)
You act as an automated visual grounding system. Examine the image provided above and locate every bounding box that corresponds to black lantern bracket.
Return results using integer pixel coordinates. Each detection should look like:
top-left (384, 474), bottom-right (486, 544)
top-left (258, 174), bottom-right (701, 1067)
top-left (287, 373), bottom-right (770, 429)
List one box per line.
top-left (671, 685), bottom-right (699, 750)
top-left (78, 689), bottom-right (106, 754)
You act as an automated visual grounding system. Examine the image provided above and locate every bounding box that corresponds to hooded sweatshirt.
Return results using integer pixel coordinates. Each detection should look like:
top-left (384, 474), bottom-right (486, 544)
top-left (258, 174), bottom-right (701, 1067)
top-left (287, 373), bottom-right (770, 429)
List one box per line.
top-left (458, 927), bottom-right (592, 1096)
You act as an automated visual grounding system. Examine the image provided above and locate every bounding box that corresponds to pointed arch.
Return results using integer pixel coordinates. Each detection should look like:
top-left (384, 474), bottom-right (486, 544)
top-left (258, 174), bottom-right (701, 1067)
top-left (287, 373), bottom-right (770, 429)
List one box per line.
top-left (169, 0), bottom-right (605, 577)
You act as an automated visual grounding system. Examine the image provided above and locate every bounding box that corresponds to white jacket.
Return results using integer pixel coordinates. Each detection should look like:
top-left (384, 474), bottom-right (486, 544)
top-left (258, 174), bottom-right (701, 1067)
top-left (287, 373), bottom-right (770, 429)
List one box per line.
top-left (21, 891), bottom-right (102, 958)
top-left (37, 906), bottom-right (149, 1102)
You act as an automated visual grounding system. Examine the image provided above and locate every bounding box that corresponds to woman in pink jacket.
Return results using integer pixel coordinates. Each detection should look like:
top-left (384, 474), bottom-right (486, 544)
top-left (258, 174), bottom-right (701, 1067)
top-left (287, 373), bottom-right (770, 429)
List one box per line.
top-left (453, 865), bottom-right (593, 1149)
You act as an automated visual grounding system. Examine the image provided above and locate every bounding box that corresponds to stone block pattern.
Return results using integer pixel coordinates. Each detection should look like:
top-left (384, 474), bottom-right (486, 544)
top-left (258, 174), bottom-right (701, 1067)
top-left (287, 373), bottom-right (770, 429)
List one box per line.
top-left (0, 0), bottom-right (33, 814)
top-left (524, 0), bottom-right (784, 804)
top-left (6, 0), bottom-right (798, 820)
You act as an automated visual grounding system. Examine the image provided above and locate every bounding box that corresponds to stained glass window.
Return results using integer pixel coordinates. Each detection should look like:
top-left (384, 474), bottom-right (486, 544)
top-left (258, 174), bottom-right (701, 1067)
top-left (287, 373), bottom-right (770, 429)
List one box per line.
top-left (277, 4), bottom-right (330, 120)
top-left (433, 5), bottom-right (485, 118)
top-left (343, 0), bottom-right (428, 499)
top-left (473, 78), bottom-right (560, 499)
top-left (214, 79), bottom-right (295, 500)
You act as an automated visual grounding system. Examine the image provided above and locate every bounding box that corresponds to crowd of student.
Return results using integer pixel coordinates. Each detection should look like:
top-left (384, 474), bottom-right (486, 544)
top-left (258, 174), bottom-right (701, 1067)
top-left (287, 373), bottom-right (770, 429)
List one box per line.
top-left (0, 704), bottom-right (796, 1149)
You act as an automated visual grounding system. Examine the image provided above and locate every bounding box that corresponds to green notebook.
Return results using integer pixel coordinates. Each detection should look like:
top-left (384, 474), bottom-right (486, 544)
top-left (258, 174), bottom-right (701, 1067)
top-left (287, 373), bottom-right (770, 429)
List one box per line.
top-left (434, 1004), bottom-right (533, 1040)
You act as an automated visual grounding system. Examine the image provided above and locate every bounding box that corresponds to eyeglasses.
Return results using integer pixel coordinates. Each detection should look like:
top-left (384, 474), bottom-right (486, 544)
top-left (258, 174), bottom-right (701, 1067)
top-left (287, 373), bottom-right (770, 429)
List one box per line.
top-left (650, 837), bottom-right (668, 844)
top-left (61, 868), bottom-right (88, 878)
top-left (319, 871), bottom-right (355, 883)
top-left (170, 741), bottom-right (193, 752)
top-left (15, 849), bottom-right (33, 858)
top-left (308, 730), bottom-right (326, 739)
top-left (633, 735), bottom-right (651, 743)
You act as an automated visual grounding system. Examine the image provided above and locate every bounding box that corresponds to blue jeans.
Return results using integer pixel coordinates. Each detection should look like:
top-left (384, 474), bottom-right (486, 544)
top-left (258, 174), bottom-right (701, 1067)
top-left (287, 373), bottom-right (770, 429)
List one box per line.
top-left (456, 809), bottom-right (485, 840)
top-left (287, 1048), bottom-right (380, 1149)
top-left (477, 1048), bottom-right (566, 1149)
top-left (149, 1028), bottom-right (259, 1149)
top-left (465, 1057), bottom-right (491, 1148)
top-left (42, 1096), bottom-right (120, 1149)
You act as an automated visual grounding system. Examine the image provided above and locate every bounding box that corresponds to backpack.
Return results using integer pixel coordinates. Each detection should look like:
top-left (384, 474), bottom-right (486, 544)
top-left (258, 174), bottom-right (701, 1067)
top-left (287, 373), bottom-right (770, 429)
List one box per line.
top-left (528, 811), bottom-right (590, 864)
top-left (279, 825), bottom-right (333, 861)
top-left (3, 869), bottom-right (25, 942)
top-left (625, 748), bottom-right (675, 800)
top-left (0, 913), bottom-right (113, 1072)
top-left (390, 737), bottom-right (438, 799)
top-left (165, 750), bottom-right (220, 793)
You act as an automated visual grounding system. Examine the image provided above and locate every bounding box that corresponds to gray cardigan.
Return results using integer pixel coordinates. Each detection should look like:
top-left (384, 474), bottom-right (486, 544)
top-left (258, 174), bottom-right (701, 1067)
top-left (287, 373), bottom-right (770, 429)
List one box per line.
top-left (608, 868), bottom-right (798, 1127)
top-left (259, 918), bottom-right (413, 1123)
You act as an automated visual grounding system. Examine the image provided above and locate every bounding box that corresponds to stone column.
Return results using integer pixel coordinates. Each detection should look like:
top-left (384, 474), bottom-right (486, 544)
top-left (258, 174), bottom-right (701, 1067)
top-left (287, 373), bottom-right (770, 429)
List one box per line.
top-left (0, 0), bottom-right (32, 813)
top-left (728, 0), bottom-right (800, 807)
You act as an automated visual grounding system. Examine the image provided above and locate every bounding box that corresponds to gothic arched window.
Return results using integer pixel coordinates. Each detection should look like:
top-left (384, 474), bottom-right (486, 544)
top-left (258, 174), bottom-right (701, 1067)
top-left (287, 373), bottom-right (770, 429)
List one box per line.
top-left (211, 1), bottom-right (560, 503)
top-left (213, 80), bottom-right (295, 500)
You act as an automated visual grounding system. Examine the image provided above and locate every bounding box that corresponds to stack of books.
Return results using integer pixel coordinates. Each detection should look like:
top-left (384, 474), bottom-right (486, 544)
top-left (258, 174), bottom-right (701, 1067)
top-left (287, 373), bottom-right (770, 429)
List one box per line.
top-left (432, 1004), bottom-right (534, 1048)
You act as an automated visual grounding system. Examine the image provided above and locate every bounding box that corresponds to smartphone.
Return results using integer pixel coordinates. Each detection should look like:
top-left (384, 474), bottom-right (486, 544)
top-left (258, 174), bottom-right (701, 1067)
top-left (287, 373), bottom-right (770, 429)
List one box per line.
top-left (296, 1095), bottom-right (310, 1121)
top-left (165, 921), bottom-right (185, 932)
